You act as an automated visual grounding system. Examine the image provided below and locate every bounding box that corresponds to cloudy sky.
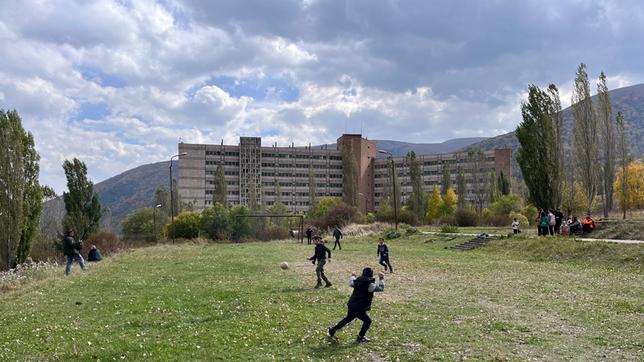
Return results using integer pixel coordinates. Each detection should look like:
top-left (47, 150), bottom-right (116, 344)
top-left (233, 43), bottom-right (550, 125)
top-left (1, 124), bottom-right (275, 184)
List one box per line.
top-left (1, 0), bottom-right (643, 192)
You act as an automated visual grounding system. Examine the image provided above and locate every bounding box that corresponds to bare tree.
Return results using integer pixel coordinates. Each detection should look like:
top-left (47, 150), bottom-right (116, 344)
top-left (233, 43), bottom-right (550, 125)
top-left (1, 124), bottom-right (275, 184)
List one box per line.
top-left (468, 149), bottom-right (488, 214)
top-left (572, 63), bottom-right (599, 215)
top-left (547, 84), bottom-right (564, 208)
top-left (597, 72), bottom-right (615, 217)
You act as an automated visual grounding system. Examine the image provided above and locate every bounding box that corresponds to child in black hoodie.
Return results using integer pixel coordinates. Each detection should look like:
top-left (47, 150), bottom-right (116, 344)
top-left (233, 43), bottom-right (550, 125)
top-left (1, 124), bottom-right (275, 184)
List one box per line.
top-left (307, 237), bottom-right (332, 289)
top-left (328, 267), bottom-right (385, 343)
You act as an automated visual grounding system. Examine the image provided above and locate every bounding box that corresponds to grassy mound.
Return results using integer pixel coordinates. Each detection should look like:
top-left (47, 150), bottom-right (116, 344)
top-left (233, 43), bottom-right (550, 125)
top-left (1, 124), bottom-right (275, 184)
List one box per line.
top-left (1, 234), bottom-right (642, 361)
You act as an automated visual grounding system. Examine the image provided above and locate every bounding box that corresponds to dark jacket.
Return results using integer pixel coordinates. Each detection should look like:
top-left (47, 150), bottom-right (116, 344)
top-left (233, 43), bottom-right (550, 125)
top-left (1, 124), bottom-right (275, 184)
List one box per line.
top-left (308, 244), bottom-right (331, 263)
top-left (347, 277), bottom-right (378, 311)
top-left (333, 229), bottom-right (343, 239)
top-left (63, 236), bottom-right (80, 256)
top-left (377, 244), bottom-right (389, 257)
top-left (306, 228), bottom-right (313, 237)
top-left (88, 248), bottom-right (103, 262)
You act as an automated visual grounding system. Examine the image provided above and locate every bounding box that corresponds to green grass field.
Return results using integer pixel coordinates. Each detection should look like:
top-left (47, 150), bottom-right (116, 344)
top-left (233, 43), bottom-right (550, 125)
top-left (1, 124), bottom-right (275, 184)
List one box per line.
top-left (1, 233), bottom-right (643, 361)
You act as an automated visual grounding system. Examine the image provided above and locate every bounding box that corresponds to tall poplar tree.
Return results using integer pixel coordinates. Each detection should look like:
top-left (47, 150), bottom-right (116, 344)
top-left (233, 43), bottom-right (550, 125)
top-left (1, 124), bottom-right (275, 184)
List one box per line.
top-left (406, 151), bottom-right (426, 222)
top-left (456, 166), bottom-right (466, 208)
top-left (547, 84), bottom-right (564, 208)
top-left (516, 84), bottom-right (559, 210)
top-left (62, 158), bottom-right (102, 241)
top-left (213, 163), bottom-right (227, 207)
top-left (597, 72), bottom-right (615, 217)
top-left (572, 63), bottom-right (599, 215)
top-left (440, 163), bottom-right (451, 196)
top-left (0, 110), bottom-right (42, 269)
top-left (615, 111), bottom-right (630, 219)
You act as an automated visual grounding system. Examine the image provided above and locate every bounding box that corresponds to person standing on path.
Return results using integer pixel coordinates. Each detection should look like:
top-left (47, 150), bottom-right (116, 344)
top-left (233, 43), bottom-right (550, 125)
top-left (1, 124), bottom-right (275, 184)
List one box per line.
top-left (307, 237), bottom-right (332, 289)
top-left (332, 227), bottom-right (343, 250)
top-left (306, 226), bottom-right (313, 245)
top-left (63, 229), bottom-right (85, 275)
top-left (376, 238), bottom-right (393, 272)
top-left (328, 267), bottom-right (385, 343)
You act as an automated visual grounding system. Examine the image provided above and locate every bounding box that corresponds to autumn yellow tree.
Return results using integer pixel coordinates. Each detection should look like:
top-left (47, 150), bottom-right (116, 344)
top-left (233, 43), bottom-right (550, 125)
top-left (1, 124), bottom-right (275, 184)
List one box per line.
top-left (440, 187), bottom-right (458, 217)
top-left (425, 186), bottom-right (443, 224)
top-left (614, 161), bottom-right (644, 215)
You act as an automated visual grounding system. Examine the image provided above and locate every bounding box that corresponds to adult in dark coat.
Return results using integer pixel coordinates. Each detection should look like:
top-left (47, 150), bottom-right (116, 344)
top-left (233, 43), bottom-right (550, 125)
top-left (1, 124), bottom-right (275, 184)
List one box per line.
top-left (63, 230), bottom-right (85, 275)
top-left (332, 227), bottom-right (343, 250)
top-left (305, 226), bottom-right (313, 245)
top-left (328, 267), bottom-right (385, 343)
top-left (87, 245), bottom-right (103, 262)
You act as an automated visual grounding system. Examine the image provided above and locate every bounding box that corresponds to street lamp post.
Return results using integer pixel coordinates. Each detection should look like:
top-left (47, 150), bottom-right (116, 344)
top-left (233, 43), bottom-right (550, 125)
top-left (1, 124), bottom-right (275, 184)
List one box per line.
top-left (378, 150), bottom-right (398, 230)
top-left (170, 152), bottom-right (188, 244)
top-left (153, 204), bottom-right (162, 241)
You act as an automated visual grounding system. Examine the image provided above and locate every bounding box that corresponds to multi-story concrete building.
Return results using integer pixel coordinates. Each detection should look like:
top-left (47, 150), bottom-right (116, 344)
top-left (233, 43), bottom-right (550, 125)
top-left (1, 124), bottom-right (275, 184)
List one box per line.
top-left (178, 134), bottom-right (511, 213)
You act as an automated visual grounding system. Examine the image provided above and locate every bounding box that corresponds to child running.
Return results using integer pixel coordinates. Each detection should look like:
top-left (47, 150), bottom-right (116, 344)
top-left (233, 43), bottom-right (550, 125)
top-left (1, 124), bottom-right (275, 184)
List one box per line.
top-left (376, 238), bottom-right (393, 273)
top-left (307, 236), bottom-right (332, 289)
top-left (328, 267), bottom-right (385, 343)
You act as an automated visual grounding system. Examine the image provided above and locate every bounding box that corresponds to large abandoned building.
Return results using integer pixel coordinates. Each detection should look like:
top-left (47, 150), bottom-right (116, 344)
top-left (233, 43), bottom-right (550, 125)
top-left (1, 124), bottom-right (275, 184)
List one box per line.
top-left (178, 134), bottom-right (512, 212)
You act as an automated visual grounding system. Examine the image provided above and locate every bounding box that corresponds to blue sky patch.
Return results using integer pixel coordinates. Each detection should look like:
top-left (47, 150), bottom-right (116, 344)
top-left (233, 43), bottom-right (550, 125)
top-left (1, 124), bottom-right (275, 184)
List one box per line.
top-left (75, 101), bottom-right (111, 121)
top-left (203, 75), bottom-right (300, 103)
top-left (79, 66), bottom-right (127, 88)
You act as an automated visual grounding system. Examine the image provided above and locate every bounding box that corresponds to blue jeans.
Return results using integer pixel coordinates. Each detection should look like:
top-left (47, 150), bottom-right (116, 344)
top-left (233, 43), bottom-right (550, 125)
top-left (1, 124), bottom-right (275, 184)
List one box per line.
top-left (65, 254), bottom-right (86, 275)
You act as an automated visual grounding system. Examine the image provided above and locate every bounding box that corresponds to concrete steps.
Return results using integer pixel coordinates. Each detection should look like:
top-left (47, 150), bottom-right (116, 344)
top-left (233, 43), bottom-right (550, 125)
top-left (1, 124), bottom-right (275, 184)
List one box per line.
top-left (451, 236), bottom-right (498, 251)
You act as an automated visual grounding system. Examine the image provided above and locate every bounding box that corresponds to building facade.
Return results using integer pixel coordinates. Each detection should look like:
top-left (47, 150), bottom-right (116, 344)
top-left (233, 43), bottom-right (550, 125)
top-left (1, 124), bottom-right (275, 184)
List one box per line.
top-left (178, 135), bottom-right (511, 212)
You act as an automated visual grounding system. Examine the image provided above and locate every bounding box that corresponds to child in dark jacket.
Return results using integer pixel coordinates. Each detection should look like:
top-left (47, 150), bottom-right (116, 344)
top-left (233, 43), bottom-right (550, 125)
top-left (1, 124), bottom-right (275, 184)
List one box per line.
top-left (328, 267), bottom-right (385, 343)
top-left (307, 237), bottom-right (332, 289)
top-left (376, 238), bottom-right (393, 272)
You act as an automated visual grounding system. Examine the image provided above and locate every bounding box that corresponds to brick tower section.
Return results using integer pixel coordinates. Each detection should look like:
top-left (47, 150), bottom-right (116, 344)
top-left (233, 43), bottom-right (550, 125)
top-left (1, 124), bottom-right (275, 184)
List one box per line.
top-left (336, 134), bottom-right (376, 213)
top-left (494, 149), bottom-right (512, 177)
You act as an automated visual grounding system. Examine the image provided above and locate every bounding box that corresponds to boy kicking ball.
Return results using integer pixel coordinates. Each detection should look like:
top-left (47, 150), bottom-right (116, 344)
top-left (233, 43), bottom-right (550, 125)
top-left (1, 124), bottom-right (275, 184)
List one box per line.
top-left (328, 267), bottom-right (385, 343)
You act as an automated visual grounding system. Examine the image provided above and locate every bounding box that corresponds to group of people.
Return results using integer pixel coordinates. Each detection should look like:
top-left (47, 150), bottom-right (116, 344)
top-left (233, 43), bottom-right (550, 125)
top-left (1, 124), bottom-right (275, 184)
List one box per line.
top-left (306, 233), bottom-right (394, 343)
top-left (306, 226), bottom-right (344, 250)
top-left (510, 209), bottom-right (597, 236)
top-left (62, 229), bottom-right (103, 275)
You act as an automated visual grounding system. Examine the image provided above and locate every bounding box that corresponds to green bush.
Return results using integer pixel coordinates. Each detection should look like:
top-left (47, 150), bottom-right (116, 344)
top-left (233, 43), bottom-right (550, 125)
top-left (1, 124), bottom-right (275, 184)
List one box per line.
top-left (383, 228), bottom-right (401, 240)
top-left (122, 207), bottom-right (168, 242)
top-left (262, 225), bottom-right (289, 240)
top-left (521, 205), bottom-right (539, 225)
top-left (200, 202), bottom-right (231, 240)
top-left (480, 214), bottom-right (511, 227)
top-left (440, 225), bottom-right (459, 233)
top-left (366, 212), bottom-right (376, 224)
top-left (489, 195), bottom-right (522, 216)
top-left (165, 212), bottom-right (200, 239)
top-left (404, 225), bottom-right (418, 235)
top-left (230, 205), bottom-right (253, 241)
top-left (455, 208), bottom-right (478, 227)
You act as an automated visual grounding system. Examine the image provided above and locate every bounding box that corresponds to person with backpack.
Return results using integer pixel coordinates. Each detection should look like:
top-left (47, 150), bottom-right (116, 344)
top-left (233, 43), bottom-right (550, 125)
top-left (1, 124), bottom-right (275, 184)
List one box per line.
top-left (376, 238), bottom-right (393, 273)
top-left (539, 211), bottom-right (550, 237)
top-left (328, 267), bottom-right (385, 343)
top-left (548, 210), bottom-right (556, 236)
top-left (332, 227), bottom-right (343, 250)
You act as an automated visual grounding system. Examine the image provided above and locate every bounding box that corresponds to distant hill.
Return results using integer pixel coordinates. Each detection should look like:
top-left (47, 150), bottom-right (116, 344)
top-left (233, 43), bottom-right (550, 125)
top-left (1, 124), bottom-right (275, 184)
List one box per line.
top-left (460, 83), bottom-right (644, 178)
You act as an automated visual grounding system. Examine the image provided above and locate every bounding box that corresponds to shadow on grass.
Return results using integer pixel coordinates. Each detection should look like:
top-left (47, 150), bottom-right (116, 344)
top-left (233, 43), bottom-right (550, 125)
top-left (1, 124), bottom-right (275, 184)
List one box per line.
top-left (308, 336), bottom-right (357, 356)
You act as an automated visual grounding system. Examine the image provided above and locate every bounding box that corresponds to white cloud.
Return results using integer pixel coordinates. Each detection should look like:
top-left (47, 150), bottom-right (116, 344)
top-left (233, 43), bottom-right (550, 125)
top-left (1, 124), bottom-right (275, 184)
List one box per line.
top-left (0, 0), bottom-right (643, 193)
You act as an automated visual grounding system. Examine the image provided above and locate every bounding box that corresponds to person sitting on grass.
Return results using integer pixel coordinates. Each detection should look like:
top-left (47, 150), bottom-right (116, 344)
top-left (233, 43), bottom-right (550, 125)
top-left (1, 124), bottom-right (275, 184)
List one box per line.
top-left (87, 245), bottom-right (103, 262)
top-left (328, 267), bottom-right (385, 344)
top-left (568, 216), bottom-right (581, 235)
top-left (582, 215), bottom-right (596, 234)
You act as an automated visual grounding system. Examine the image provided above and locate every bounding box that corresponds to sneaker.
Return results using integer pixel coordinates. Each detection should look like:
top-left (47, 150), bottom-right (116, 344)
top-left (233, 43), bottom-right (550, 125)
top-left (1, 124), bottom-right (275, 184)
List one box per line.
top-left (324, 282), bottom-right (333, 288)
top-left (356, 336), bottom-right (370, 343)
top-left (328, 327), bottom-right (336, 337)
top-left (314, 284), bottom-right (322, 289)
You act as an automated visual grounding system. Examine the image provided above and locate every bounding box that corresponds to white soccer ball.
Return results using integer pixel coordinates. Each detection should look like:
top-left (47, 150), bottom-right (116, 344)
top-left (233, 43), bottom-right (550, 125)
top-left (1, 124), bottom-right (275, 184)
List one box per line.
top-left (280, 261), bottom-right (289, 270)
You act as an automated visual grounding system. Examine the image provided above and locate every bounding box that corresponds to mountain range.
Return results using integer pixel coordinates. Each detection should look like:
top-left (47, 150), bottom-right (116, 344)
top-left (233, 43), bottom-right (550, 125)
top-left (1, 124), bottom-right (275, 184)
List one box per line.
top-left (47, 83), bottom-right (644, 231)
